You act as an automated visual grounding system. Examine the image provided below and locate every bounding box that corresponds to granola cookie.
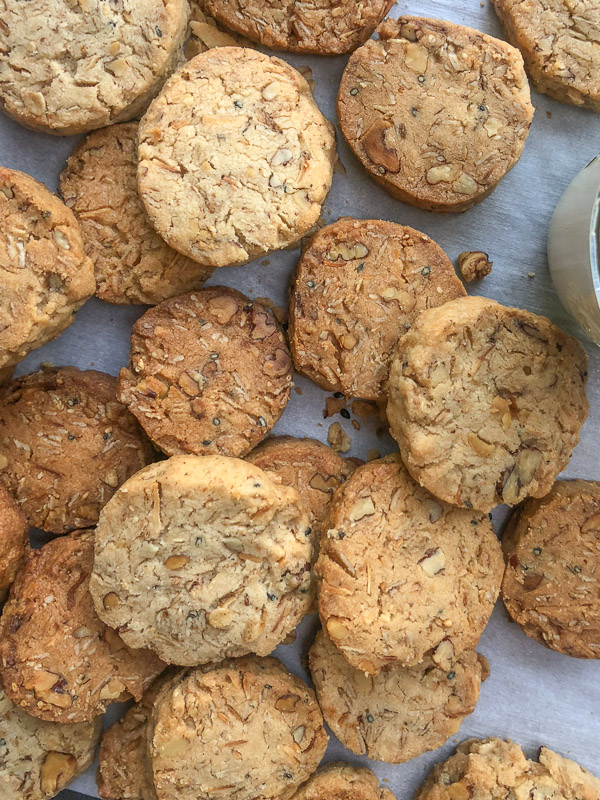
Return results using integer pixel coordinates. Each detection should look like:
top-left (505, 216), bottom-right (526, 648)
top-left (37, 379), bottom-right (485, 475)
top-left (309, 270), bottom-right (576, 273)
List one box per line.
top-left (309, 629), bottom-right (487, 763)
top-left (289, 218), bottom-right (465, 401)
top-left (117, 288), bottom-right (292, 458)
top-left (315, 456), bottom-right (503, 673)
top-left (492, 0), bottom-right (600, 111)
top-left (337, 16), bottom-right (534, 212)
top-left (0, 685), bottom-right (101, 800)
top-left (201, 0), bottom-right (393, 54)
top-left (291, 763), bottom-right (395, 800)
top-left (387, 296), bottom-right (589, 513)
top-left (90, 455), bottom-right (313, 665)
top-left (0, 167), bottom-right (95, 376)
top-left (0, 367), bottom-right (154, 533)
top-left (501, 479), bottom-right (600, 659)
top-left (148, 656), bottom-right (328, 800)
top-left (416, 737), bottom-right (600, 800)
top-left (0, 486), bottom-right (27, 603)
top-left (60, 123), bottom-right (214, 306)
top-left (137, 48), bottom-right (335, 267)
top-left (0, 0), bottom-right (189, 135)
top-left (0, 531), bottom-right (164, 723)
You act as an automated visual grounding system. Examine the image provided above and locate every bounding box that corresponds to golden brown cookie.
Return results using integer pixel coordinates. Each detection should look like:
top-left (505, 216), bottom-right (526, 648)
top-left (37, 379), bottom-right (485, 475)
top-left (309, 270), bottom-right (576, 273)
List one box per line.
top-left (117, 288), bottom-right (293, 458)
top-left (0, 0), bottom-right (190, 135)
top-left (0, 167), bottom-right (95, 376)
top-left (201, 0), bottom-right (394, 54)
top-left (148, 656), bottom-right (328, 800)
top-left (387, 296), bottom-right (589, 513)
top-left (60, 123), bottom-right (214, 306)
top-left (316, 455), bottom-right (503, 673)
top-left (492, 0), bottom-right (600, 111)
top-left (0, 531), bottom-right (164, 724)
top-left (309, 628), bottom-right (487, 763)
top-left (137, 48), bottom-right (335, 267)
top-left (0, 486), bottom-right (27, 603)
top-left (291, 762), bottom-right (395, 800)
top-left (0, 367), bottom-right (154, 533)
top-left (501, 479), bottom-right (600, 659)
top-left (337, 16), bottom-right (534, 212)
top-left (289, 218), bottom-right (466, 400)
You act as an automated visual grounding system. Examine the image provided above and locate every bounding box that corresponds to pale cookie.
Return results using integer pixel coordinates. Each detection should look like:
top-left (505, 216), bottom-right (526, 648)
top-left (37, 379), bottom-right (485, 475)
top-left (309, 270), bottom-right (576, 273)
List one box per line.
top-left (117, 288), bottom-right (293, 458)
top-left (137, 48), bottom-right (335, 267)
top-left (501, 479), bottom-right (600, 659)
top-left (90, 455), bottom-right (313, 665)
top-left (309, 629), bottom-right (487, 763)
top-left (0, 685), bottom-right (101, 800)
top-left (291, 763), bottom-right (395, 800)
top-left (60, 123), bottom-right (214, 306)
top-left (0, 486), bottom-right (27, 603)
top-left (493, 0), bottom-right (600, 111)
top-left (337, 16), bottom-right (534, 212)
top-left (387, 296), bottom-right (589, 513)
top-left (0, 0), bottom-right (190, 135)
top-left (0, 167), bottom-right (95, 376)
top-left (289, 218), bottom-right (466, 400)
top-left (315, 455), bottom-right (503, 673)
top-left (148, 656), bottom-right (328, 800)
top-left (416, 737), bottom-right (600, 800)
top-left (185, 0), bottom-right (254, 59)
top-left (0, 531), bottom-right (165, 723)
top-left (201, 0), bottom-right (394, 54)
top-left (0, 367), bottom-right (154, 533)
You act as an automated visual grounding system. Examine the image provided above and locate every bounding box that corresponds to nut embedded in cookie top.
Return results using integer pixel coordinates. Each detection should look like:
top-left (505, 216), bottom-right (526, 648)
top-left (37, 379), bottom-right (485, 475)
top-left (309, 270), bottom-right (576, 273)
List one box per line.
top-left (337, 16), bottom-right (534, 212)
top-left (137, 47), bottom-right (336, 267)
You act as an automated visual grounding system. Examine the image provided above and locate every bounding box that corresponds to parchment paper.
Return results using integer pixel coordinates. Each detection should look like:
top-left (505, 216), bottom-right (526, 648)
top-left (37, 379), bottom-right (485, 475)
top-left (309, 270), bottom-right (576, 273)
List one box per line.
top-left (0, 1), bottom-right (598, 797)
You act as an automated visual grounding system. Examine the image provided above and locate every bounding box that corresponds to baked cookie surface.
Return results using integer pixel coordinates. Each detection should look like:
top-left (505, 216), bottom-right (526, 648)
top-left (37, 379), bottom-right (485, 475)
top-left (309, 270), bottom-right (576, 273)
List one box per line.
top-left (337, 16), bottom-right (534, 212)
top-left (502, 479), bottom-right (600, 659)
top-left (309, 629), bottom-right (486, 763)
top-left (60, 123), bottom-right (214, 306)
top-left (137, 48), bottom-right (335, 267)
top-left (149, 657), bottom-right (328, 800)
top-left (492, 0), bottom-right (600, 111)
top-left (0, 486), bottom-right (27, 603)
top-left (387, 296), bottom-right (589, 513)
top-left (315, 455), bottom-right (503, 673)
top-left (289, 218), bottom-right (465, 400)
top-left (0, 367), bottom-right (154, 533)
top-left (0, 167), bottom-right (95, 376)
top-left (90, 455), bottom-right (313, 665)
top-left (291, 762), bottom-right (395, 800)
top-left (117, 288), bottom-right (292, 458)
top-left (0, 0), bottom-right (190, 135)
top-left (0, 531), bottom-right (164, 723)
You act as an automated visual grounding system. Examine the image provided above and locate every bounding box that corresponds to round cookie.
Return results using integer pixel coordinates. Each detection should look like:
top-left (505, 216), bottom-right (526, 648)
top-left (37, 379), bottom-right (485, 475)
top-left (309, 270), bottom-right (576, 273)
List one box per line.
top-left (492, 0), bottom-right (600, 112)
top-left (337, 16), bottom-right (534, 212)
top-left (292, 763), bottom-right (395, 800)
top-left (201, 0), bottom-right (394, 54)
top-left (501, 479), bottom-right (600, 659)
top-left (0, 0), bottom-right (190, 135)
top-left (315, 455), bottom-right (503, 673)
top-left (309, 628), bottom-right (487, 763)
top-left (0, 367), bottom-right (154, 534)
top-left (60, 123), bottom-right (214, 306)
top-left (0, 531), bottom-right (165, 724)
top-left (0, 685), bottom-right (102, 800)
top-left (117, 288), bottom-right (293, 458)
top-left (387, 296), bottom-right (589, 513)
top-left (289, 218), bottom-right (466, 400)
top-left (415, 738), bottom-right (600, 800)
top-left (90, 455), bottom-right (313, 665)
top-left (148, 656), bottom-right (328, 800)
top-left (137, 48), bottom-right (335, 267)
top-left (0, 167), bottom-right (95, 376)
top-left (0, 486), bottom-right (27, 603)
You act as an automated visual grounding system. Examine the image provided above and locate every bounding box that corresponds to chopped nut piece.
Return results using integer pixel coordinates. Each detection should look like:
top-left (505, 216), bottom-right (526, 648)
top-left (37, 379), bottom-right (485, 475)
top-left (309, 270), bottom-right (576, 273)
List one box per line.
top-left (164, 555), bottom-right (190, 570)
top-left (458, 251), bottom-right (493, 282)
top-left (419, 547), bottom-right (446, 576)
top-left (40, 752), bottom-right (77, 795)
top-left (328, 422), bottom-right (351, 453)
top-left (274, 693), bottom-right (300, 712)
top-left (432, 638), bottom-right (455, 671)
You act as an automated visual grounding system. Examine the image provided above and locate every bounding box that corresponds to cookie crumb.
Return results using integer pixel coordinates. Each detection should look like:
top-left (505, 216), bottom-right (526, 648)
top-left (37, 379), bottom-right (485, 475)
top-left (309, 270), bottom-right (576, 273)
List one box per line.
top-left (546, 111), bottom-right (552, 118)
top-left (367, 449), bottom-right (381, 461)
top-left (295, 387), bottom-right (303, 395)
top-left (458, 251), bottom-right (493, 282)
top-left (528, 271), bottom-right (535, 278)
top-left (328, 422), bottom-right (351, 453)
top-left (324, 396), bottom-right (347, 418)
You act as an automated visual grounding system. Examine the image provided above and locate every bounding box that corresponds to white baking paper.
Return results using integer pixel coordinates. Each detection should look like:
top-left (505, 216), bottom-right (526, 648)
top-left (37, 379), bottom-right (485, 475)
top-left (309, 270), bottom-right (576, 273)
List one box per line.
top-left (0, 1), bottom-right (598, 797)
